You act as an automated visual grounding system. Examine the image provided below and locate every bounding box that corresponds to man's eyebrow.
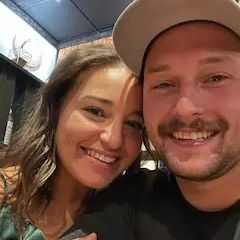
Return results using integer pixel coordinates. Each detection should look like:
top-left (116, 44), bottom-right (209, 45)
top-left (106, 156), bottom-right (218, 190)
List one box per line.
top-left (81, 95), bottom-right (113, 104)
top-left (199, 56), bottom-right (236, 65)
top-left (147, 64), bottom-right (172, 74)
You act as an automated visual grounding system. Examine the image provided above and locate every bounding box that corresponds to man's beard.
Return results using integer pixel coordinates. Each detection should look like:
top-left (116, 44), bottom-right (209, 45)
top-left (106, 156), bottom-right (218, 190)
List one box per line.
top-left (156, 117), bottom-right (240, 181)
top-left (158, 147), bottom-right (240, 181)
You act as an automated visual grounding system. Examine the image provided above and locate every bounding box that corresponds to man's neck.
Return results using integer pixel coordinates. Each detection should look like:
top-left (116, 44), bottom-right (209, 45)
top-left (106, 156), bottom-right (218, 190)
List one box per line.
top-left (176, 164), bottom-right (240, 212)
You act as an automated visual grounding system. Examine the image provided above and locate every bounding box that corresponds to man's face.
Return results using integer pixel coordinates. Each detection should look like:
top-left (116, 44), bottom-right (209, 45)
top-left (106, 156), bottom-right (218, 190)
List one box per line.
top-left (143, 22), bottom-right (240, 181)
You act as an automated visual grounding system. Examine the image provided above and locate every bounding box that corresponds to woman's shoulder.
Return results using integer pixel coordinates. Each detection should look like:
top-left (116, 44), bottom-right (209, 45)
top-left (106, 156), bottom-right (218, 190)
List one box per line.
top-left (0, 203), bottom-right (18, 239)
top-left (0, 167), bottom-right (45, 239)
top-left (0, 203), bottom-right (45, 240)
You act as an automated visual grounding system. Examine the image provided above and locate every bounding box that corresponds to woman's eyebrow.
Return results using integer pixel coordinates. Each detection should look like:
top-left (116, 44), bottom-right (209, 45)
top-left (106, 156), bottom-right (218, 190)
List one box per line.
top-left (81, 95), bottom-right (113, 104)
top-left (132, 110), bottom-right (143, 119)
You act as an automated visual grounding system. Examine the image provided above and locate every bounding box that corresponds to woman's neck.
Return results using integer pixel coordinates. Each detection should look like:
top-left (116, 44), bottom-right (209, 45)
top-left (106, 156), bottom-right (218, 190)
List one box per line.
top-left (33, 166), bottom-right (90, 239)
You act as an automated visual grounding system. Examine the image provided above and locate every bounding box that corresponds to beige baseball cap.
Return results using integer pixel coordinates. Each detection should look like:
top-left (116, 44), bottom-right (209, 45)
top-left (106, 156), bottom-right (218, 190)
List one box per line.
top-left (113, 0), bottom-right (240, 76)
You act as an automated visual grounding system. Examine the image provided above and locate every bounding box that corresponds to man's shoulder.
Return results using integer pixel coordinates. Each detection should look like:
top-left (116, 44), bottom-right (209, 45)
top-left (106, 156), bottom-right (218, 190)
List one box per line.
top-left (114, 168), bottom-right (169, 189)
top-left (96, 169), bottom-right (170, 203)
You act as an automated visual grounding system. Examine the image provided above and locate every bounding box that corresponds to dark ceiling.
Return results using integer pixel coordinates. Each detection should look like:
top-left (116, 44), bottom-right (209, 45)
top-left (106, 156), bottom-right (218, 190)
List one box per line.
top-left (3, 0), bottom-right (132, 49)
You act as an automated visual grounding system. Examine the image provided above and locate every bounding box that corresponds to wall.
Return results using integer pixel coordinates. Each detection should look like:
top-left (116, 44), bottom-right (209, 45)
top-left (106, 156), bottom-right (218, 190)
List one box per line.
top-left (58, 36), bottom-right (113, 62)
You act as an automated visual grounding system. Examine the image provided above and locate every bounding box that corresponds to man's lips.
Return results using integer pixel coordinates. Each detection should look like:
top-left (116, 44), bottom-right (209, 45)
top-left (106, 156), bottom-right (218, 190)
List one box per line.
top-left (167, 129), bottom-right (220, 147)
top-left (158, 118), bottom-right (229, 138)
top-left (171, 130), bottom-right (218, 141)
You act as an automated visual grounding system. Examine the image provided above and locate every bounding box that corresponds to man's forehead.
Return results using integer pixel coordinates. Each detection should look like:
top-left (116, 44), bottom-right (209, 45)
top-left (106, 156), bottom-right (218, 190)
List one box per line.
top-left (145, 55), bottom-right (239, 75)
top-left (145, 21), bottom-right (240, 60)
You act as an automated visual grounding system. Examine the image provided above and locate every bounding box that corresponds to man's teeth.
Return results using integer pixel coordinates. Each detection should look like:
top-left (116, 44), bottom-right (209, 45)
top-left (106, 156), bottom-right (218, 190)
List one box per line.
top-left (86, 149), bottom-right (117, 163)
top-left (173, 131), bottom-right (214, 141)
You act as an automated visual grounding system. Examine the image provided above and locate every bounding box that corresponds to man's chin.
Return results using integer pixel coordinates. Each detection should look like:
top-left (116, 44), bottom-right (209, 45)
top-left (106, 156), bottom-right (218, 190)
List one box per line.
top-left (165, 157), bottom-right (223, 182)
top-left (174, 171), bottom-right (218, 182)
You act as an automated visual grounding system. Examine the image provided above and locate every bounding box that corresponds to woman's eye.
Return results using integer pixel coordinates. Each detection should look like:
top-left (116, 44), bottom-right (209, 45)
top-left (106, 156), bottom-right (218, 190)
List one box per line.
top-left (84, 106), bottom-right (104, 117)
top-left (126, 120), bottom-right (144, 131)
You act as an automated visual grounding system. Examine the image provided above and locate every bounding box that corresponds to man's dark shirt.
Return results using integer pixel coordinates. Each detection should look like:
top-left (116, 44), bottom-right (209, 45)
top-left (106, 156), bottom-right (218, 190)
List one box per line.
top-left (63, 170), bottom-right (240, 240)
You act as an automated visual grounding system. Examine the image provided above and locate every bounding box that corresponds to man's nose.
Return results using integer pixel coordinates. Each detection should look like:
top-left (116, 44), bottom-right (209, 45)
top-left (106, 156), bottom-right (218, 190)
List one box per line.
top-left (173, 88), bottom-right (204, 120)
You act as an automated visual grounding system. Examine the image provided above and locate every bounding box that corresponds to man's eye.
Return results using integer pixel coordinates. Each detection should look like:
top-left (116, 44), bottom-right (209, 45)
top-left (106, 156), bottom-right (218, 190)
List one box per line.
top-left (84, 107), bottom-right (104, 117)
top-left (126, 120), bottom-right (144, 131)
top-left (205, 74), bottom-right (229, 83)
top-left (153, 82), bottom-right (176, 89)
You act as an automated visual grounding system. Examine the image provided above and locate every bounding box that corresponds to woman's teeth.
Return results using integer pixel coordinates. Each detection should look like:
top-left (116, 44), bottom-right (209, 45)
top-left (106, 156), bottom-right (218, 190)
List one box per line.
top-left (86, 149), bottom-right (117, 164)
top-left (173, 131), bottom-right (214, 141)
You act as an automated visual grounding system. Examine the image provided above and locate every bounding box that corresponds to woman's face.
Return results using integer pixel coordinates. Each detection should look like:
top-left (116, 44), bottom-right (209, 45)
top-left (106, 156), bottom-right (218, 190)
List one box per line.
top-left (56, 63), bottom-right (143, 189)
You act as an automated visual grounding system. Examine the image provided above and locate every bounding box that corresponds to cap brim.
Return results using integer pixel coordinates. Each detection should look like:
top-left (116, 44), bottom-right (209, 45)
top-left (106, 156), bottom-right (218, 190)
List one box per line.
top-left (113, 0), bottom-right (240, 76)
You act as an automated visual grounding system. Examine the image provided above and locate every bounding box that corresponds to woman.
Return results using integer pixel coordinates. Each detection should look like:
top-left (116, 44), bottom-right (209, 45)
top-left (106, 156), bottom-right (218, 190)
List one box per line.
top-left (0, 44), bottom-right (143, 239)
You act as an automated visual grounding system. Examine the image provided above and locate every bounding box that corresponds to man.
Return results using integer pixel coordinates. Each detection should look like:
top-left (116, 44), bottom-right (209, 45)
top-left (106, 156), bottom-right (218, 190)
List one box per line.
top-left (63, 0), bottom-right (240, 239)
